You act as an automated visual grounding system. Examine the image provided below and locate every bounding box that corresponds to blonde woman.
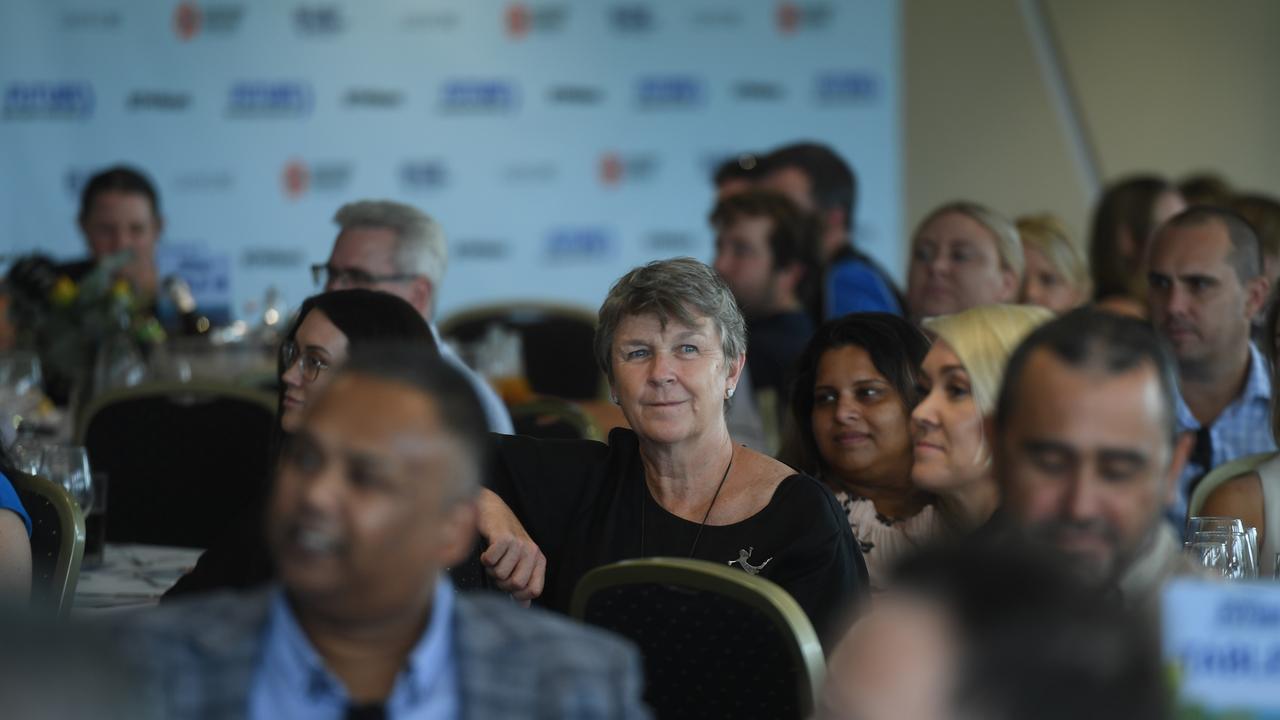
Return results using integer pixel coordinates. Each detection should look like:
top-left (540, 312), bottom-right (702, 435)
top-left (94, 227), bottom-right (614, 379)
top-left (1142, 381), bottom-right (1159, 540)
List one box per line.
top-left (1017, 213), bottom-right (1091, 314)
top-left (911, 304), bottom-right (1054, 532)
top-left (906, 202), bottom-right (1025, 321)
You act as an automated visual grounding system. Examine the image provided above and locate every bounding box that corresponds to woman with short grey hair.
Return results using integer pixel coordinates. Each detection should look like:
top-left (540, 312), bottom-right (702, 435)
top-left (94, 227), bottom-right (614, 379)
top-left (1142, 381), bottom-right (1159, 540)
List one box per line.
top-left (477, 257), bottom-right (866, 649)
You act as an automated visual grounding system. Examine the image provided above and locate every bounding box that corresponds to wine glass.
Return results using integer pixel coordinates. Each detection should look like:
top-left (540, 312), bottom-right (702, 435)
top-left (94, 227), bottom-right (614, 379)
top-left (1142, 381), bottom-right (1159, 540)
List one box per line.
top-left (0, 351), bottom-right (43, 440)
top-left (1183, 539), bottom-right (1231, 578)
top-left (37, 445), bottom-right (94, 513)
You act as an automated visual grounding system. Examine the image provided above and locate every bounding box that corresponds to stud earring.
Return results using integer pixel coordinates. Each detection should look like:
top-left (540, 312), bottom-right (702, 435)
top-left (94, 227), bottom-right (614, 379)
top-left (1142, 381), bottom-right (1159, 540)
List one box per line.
top-left (611, 395), bottom-right (620, 405)
top-left (726, 386), bottom-right (736, 399)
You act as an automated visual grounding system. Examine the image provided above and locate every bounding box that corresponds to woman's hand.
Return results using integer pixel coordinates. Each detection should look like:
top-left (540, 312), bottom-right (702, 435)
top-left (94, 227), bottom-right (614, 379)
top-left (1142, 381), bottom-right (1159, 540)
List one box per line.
top-left (477, 488), bottom-right (546, 606)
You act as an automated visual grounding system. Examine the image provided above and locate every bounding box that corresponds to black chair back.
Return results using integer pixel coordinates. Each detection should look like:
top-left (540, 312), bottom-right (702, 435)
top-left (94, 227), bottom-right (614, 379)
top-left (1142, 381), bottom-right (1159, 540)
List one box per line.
top-left (572, 558), bottom-right (824, 720)
top-left (11, 472), bottom-right (84, 616)
top-left (77, 383), bottom-right (276, 549)
top-left (440, 303), bottom-right (602, 400)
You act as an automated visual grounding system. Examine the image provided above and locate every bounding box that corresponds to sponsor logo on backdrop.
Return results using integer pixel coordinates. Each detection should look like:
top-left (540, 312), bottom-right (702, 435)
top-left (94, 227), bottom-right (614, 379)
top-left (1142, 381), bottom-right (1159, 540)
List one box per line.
top-left (454, 239), bottom-right (511, 260)
top-left (173, 170), bottom-right (234, 192)
top-left (645, 231), bottom-right (698, 252)
top-left (60, 10), bottom-right (122, 30)
top-left (776, 2), bottom-right (833, 34)
top-left (242, 248), bottom-right (305, 269)
top-left (399, 160), bottom-right (449, 190)
top-left (732, 81), bottom-right (785, 102)
top-left (127, 90), bottom-right (192, 112)
top-left (546, 227), bottom-right (615, 261)
top-left (294, 5), bottom-right (344, 35)
top-left (815, 71), bottom-right (877, 105)
top-left (546, 84), bottom-right (605, 107)
top-left (610, 5), bottom-right (654, 33)
top-left (400, 11), bottom-right (460, 30)
top-left (599, 152), bottom-right (659, 186)
top-left (3, 82), bottom-right (94, 121)
top-left (343, 88), bottom-right (404, 109)
top-left (173, 2), bottom-right (244, 40)
top-left (503, 161), bottom-right (557, 184)
top-left (689, 7), bottom-right (742, 29)
top-left (635, 75), bottom-right (704, 110)
top-left (281, 159), bottom-right (354, 199)
top-left (227, 81), bottom-right (313, 118)
top-left (505, 3), bottom-right (568, 39)
top-left (439, 79), bottom-right (519, 114)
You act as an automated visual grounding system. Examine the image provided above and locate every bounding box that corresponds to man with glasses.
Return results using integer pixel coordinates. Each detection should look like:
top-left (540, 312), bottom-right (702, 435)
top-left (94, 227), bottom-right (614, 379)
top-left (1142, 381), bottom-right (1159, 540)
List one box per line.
top-left (313, 200), bottom-right (513, 433)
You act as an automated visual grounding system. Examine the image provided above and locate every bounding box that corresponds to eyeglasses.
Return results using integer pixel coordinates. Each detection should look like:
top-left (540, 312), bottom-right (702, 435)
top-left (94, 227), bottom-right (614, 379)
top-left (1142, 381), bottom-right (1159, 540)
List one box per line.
top-left (280, 341), bottom-right (330, 383)
top-left (311, 263), bottom-right (419, 288)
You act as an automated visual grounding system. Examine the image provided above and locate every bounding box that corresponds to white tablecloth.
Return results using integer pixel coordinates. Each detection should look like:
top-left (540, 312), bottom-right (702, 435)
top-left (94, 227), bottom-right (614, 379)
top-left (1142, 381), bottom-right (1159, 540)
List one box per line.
top-left (73, 543), bottom-right (203, 612)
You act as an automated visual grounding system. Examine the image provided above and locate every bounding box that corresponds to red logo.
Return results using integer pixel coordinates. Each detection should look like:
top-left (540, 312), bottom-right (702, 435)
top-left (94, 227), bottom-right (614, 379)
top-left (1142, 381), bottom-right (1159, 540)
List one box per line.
top-left (282, 160), bottom-right (310, 199)
top-left (174, 2), bottom-right (202, 41)
top-left (506, 3), bottom-right (530, 38)
top-left (599, 153), bottom-right (623, 186)
top-left (776, 1), bottom-right (800, 34)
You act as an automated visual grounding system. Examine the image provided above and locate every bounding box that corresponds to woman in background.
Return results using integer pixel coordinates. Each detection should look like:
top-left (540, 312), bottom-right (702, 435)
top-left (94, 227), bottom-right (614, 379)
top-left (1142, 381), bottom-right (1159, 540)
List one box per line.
top-left (1088, 175), bottom-right (1185, 316)
top-left (1017, 213), bottom-right (1090, 314)
top-left (905, 202), bottom-right (1024, 322)
top-left (164, 289), bottom-right (437, 598)
top-left (785, 313), bottom-right (939, 590)
top-left (911, 304), bottom-right (1053, 533)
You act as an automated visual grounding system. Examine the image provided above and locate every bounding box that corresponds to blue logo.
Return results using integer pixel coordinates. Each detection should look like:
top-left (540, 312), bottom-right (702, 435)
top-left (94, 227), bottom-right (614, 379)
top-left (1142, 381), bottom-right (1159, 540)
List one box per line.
top-left (546, 227), bottom-right (615, 260)
top-left (227, 81), bottom-right (313, 117)
top-left (815, 71), bottom-right (877, 104)
top-left (294, 5), bottom-right (343, 35)
top-left (3, 82), bottom-right (94, 120)
top-left (440, 79), bottom-right (519, 113)
top-left (636, 75), bottom-right (704, 109)
top-left (399, 160), bottom-right (449, 190)
top-left (610, 5), bottom-right (654, 33)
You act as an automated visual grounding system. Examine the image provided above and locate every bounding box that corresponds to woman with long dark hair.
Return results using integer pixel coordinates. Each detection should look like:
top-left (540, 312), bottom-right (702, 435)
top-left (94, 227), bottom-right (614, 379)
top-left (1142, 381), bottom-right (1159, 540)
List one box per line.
top-left (164, 289), bottom-right (437, 598)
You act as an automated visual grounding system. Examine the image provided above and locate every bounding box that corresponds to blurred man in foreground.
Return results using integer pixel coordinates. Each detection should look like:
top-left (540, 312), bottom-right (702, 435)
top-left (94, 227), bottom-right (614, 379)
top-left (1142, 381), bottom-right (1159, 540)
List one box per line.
top-left (994, 309), bottom-right (1197, 614)
top-left (118, 347), bottom-right (649, 719)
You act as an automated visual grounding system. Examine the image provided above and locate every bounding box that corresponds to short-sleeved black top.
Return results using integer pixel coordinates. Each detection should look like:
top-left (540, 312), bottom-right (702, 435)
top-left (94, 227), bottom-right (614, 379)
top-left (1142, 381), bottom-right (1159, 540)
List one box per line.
top-left (488, 428), bottom-right (868, 648)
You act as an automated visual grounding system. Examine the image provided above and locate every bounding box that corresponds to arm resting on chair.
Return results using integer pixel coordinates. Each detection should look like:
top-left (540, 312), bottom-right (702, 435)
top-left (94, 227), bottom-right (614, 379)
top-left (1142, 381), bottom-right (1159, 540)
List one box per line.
top-left (476, 488), bottom-right (546, 605)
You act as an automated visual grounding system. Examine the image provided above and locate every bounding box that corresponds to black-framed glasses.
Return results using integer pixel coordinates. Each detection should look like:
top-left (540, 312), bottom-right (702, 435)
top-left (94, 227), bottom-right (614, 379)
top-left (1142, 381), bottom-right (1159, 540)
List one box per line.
top-left (310, 263), bottom-right (418, 288)
top-left (280, 341), bottom-right (330, 383)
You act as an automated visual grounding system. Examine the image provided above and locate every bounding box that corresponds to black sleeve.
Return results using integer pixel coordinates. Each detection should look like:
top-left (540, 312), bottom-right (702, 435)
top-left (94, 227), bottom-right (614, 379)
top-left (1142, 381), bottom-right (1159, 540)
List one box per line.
top-left (764, 478), bottom-right (869, 653)
top-left (485, 432), bottom-right (612, 564)
top-left (162, 502), bottom-right (274, 601)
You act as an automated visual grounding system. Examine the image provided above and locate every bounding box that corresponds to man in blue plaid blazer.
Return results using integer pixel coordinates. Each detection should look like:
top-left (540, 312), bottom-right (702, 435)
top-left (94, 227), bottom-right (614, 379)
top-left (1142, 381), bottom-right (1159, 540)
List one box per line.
top-left (115, 347), bottom-right (649, 719)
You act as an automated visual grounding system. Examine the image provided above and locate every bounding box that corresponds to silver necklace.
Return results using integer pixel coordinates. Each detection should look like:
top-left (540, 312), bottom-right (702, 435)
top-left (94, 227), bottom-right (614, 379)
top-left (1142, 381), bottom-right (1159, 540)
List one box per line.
top-left (639, 445), bottom-right (735, 559)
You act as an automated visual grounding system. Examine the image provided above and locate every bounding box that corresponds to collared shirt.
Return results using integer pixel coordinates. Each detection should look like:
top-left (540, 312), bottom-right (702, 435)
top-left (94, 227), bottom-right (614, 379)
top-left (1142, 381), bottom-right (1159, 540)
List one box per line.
top-left (430, 322), bottom-right (515, 434)
top-left (248, 579), bottom-right (460, 720)
top-left (1170, 343), bottom-right (1275, 525)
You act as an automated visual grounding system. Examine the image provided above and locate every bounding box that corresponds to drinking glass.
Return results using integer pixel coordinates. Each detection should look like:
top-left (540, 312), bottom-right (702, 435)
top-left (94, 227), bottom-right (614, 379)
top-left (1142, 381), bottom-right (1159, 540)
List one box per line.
top-left (1189, 530), bottom-right (1251, 580)
top-left (1184, 539), bottom-right (1231, 578)
top-left (1187, 516), bottom-right (1245, 536)
top-left (37, 445), bottom-right (94, 513)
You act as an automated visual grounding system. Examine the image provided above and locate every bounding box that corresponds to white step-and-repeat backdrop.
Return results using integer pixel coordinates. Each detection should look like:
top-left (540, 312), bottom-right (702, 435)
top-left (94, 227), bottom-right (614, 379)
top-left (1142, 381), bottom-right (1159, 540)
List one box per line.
top-left (1, 0), bottom-right (900, 321)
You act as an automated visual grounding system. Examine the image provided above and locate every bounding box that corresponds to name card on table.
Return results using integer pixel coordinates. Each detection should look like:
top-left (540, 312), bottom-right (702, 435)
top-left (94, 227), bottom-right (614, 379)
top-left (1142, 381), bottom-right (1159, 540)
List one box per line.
top-left (1163, 579), bottom-right (1280, 717)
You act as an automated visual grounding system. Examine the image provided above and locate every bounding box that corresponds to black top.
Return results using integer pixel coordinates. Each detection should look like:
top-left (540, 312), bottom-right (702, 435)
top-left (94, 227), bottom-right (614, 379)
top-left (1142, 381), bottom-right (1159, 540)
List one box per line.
top-left (745, 311), bottom-right (814, 403)
top-left (488, 428), bottom-right (868, 649)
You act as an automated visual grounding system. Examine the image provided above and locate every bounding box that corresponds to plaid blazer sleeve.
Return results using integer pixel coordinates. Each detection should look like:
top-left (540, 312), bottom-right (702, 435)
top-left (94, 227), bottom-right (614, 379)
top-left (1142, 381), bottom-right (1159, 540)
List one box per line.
top-left (455, 592), bottom-right (651, 720)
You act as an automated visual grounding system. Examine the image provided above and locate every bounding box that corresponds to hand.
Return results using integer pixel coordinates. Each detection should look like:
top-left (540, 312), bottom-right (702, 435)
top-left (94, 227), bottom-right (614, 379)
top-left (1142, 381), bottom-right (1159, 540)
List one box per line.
top-left (477, 489), bottom-right (546, 606)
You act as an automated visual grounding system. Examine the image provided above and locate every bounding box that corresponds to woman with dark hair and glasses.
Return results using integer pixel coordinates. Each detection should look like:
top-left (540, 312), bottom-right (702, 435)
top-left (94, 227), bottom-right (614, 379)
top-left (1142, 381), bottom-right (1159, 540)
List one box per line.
top-left (164, 288), bottom-right (437, 598)
top-left (782, 313), bottom-right (940, 590)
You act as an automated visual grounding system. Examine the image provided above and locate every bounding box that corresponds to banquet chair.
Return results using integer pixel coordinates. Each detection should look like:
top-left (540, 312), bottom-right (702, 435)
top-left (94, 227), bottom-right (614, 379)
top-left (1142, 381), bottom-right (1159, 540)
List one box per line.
top-left (1188, 451), bottom-right (1276, 518)
top-left (509, 397), bottom-right (602, 441)
top-left (11, 472), bottom-right (85, 617)
top-left (571, 558), bottom-right (825, 720)
top-left (75, 382), bottom-right (277, 549)
top-left (439, 302), bottom-right (603, 401)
